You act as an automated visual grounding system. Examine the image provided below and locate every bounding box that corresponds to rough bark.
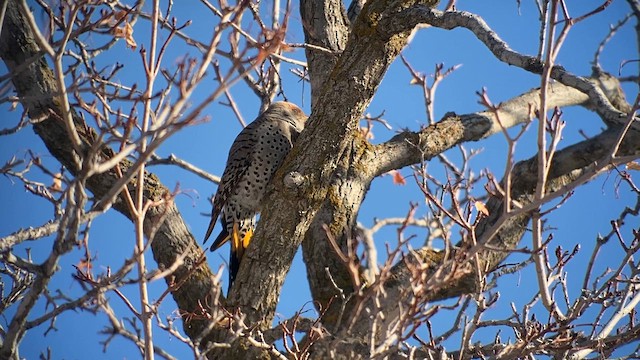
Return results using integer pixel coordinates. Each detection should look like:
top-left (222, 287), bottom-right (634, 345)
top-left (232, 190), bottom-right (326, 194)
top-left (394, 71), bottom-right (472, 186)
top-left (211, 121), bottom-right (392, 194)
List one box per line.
top-left (300, 0), bottom-right (349, 106)
top-left (372, 73), bottom-right (626, 175)
top-left (296, 0), bottom-right (637, 337)
top-left (0, 3), bottom-right (214, 355)
top-left (308, 125), bottom-right (640, 359)
top-left (227, 0), bottom-right (440, 331)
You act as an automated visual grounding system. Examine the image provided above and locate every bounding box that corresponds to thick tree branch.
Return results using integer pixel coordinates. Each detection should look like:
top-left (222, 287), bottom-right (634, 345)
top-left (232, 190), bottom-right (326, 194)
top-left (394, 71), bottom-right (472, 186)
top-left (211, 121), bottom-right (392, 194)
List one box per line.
top-left (413, 127), bottom-right (638, 295)
top-left (318, 126), bottom-right (640, 358)
top-left (300, 0), bottom-right (350, 107)
top-left (4, 0), bottom-right (637, 358)
top-left (371, 72), bottom-right (626, 176)
top-left (0, 2), bottom-right (214, 352)
top-left (389, 7), bottom-right (633, 125)
top-left (295, 0), bottom-right (632, 333)
top-left (226, 0), bottom-right (440, 330)
top-left (298, 0), bottom-right (357, 330)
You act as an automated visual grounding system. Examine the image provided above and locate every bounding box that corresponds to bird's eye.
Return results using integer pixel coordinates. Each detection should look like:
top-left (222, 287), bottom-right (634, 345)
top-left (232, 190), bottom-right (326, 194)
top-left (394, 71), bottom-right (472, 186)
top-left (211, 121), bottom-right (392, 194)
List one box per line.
top-left (294, 108), bottom-right (306, 119)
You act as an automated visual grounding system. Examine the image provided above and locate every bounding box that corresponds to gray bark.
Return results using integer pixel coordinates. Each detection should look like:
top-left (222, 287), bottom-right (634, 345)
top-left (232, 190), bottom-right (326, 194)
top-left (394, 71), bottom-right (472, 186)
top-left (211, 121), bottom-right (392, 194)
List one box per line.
top-left (0, 3), bottom-right (214, 358)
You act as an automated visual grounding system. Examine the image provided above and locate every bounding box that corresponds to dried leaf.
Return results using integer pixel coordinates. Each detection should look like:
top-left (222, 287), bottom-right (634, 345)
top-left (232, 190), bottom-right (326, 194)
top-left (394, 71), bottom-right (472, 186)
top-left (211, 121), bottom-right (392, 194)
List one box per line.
top-left (123, 23), bottom-right (137, 49)
top-left (390, 170), bottom-right (406, 186)
top-left (114, 10), bottom-right (128, 21)
top-left (99, 10), bottom-right (127, 27)
top-left (112, 22), bottom-right (137, 49)
top-left (359, 126), bottom-right (374, 140)
top-left (475, 201), bottom-right (489, 216)
top-left (626, 161), bottom-right (640, 171)
top-left (77, 258), bottom-right (93, 272)
top-left (51, 172), bottom-right (63, 192)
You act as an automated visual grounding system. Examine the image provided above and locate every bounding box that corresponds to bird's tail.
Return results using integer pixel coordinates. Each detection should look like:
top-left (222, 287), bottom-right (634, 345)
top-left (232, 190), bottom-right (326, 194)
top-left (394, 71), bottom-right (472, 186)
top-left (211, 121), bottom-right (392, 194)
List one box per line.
top-left (208, 215), bottom-right (255, 291)
top-left (203, 206), bottom-right (222, 245)
top-left (208, 216), bottom-right (231, 252)
top-left (227, 218), bottom-right (255, 291)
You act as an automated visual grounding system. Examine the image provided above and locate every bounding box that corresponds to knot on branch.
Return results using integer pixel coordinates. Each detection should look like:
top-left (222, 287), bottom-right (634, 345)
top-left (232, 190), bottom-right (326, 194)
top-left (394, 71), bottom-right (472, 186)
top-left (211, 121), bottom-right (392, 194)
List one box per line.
top-left (284, 171), bottom-right (306, 189)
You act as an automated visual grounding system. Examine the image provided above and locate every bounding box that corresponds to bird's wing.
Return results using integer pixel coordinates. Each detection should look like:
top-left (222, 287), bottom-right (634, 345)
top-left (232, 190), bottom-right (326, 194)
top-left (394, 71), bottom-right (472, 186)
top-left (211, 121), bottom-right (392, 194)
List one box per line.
top-left (207, 215), bottom-right (231, 251)
top-left (203, 121), bottom-right (261, 244)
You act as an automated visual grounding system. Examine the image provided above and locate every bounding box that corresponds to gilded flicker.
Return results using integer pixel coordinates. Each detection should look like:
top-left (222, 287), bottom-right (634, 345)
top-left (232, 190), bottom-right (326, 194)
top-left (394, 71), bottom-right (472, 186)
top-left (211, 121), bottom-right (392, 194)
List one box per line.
top-left (204, 101), bottom-right (307, 287)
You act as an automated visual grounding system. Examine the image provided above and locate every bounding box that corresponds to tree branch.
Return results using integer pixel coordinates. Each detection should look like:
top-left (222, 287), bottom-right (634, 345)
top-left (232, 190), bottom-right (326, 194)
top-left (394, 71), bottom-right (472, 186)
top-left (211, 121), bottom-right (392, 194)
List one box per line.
top-left (300, 0), bottom-right (350, 107)
top-left (355, 125), bottom-right (640, 340)
top-left (371, 72), bottom-right (626, 176)
top-left (389, 7), bottom-right (633, 125)
top-left (0, 2), bottom-right (214, 352)
top-left (226, 0), bottom-right (440, 330)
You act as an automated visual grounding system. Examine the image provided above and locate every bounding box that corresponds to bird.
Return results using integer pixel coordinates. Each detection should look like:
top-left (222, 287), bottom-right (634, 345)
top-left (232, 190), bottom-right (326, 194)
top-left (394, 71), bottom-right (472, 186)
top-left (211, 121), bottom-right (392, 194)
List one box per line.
top-left (204, 101), bottom-right (308, 289)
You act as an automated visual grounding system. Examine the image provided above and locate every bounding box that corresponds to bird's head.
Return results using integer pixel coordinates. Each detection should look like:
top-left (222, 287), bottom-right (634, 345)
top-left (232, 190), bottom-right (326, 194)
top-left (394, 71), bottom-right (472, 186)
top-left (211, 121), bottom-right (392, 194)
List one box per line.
top-left (266, 101), bottom-right (308, 131)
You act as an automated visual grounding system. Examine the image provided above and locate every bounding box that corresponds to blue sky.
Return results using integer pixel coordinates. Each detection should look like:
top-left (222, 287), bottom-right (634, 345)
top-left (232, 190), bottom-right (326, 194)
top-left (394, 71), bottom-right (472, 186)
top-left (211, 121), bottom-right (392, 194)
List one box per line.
top-left (1, 0), bottom-right (638, 358)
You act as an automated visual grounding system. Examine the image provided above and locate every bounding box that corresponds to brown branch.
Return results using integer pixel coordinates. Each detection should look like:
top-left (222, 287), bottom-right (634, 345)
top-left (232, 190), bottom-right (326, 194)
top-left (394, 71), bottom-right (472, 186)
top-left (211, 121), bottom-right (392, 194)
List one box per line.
top-left (0, 3), bottom-right (214, 357)
top-left (371, 70), bottom-right (629, 178)
top-left (224, 0), bottom-right (441, 333)
top-left (147, 153), bottom-right (221, 184)
top-left (388, 7), bottom-right (633, 125)
top-left (352, 126), bottom-right (640, 337)
top-left (299, 0), bottom-right (350, 107)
